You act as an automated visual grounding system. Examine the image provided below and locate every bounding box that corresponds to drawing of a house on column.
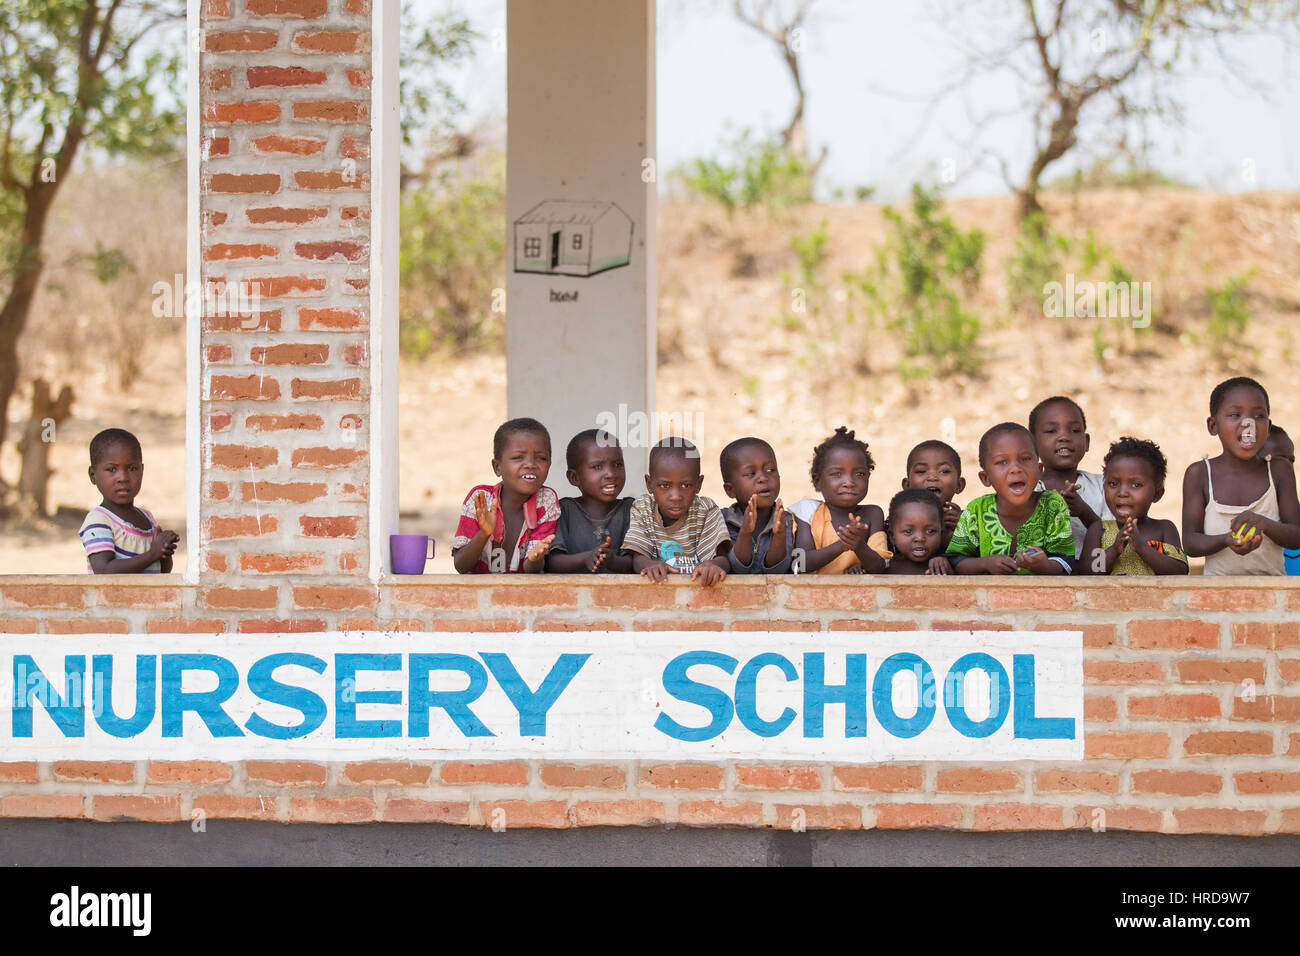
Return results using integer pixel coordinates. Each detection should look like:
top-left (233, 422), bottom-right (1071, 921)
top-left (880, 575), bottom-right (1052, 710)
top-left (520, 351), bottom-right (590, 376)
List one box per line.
top-left (513, 200), bottom-right (634, 277)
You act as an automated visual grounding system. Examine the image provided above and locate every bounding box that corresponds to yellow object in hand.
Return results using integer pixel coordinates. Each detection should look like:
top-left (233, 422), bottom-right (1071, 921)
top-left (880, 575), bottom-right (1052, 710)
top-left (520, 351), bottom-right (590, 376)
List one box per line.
top-left (1233, 525), bottom-right (1257, 543)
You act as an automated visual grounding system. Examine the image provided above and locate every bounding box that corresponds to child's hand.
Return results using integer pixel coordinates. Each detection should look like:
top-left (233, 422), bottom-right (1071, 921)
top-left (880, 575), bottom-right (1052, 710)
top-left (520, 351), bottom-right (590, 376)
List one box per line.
top-left (692, 563), bottom-right (726, 587)
top-left (1060, 481), bottom-right (1087, 519)
top-left (150, 530), bottom-right (180, 559)
top-left (640, 561), bottom-right (671, 583)
top-left (1015, 546), bottom-right (1053, 574)
top-left (1114, 516), bottom-right (1134, 551)
top-left (942, 501), bottom-right (962, 534)
top-left (584, 536), bottom-right (612, 573)
top-left (836, 513), bottom-right (865, 552)
top-left (1226, 514), bottom-right (1265, 555)
top-left (926, 556), bottom-right (953, 576)
top-left (523, 534), bottom-right (555, 570)
top-left (985, 554), bottom-right (1020, 575)
top-left (769, 499), bottom-right (786, 543)
top-left (742, 496), bottom-right (758, 535)
top-left (473, 491), bottom-right (497, 538)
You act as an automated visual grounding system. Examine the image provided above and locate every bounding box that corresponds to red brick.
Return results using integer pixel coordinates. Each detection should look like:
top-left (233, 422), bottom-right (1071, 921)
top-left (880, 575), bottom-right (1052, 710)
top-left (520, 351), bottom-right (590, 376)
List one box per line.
top-left (1186, 589), bottom-right (1276, 611)
top-left (1234, 622), bottom-right (1300, 650)
top-left (390, 585), bottom-right (479, 611)
top-left (936, 768), bottom-right (1022, 794)
top-left (1173, 808), bottom-right (1265, 836)
top-left (291, 798), bottom-right (376, 823)
top-left (1084, 695), bottom-right (1118, 722)
top-left (205, 68), bottom-right (232, 91)
top-left (479, 800), bottom-right (568, 829)
top-left (1282, 659), bottom-right (1300, 682)
top-left (210, 373), bottom-right (281, 400)
top-left (202, 586), bottom-right (278, 610)
top-left (206, 346), bottom-right (233, 367)
top-left (431, 620), bottom-right (523, 633)
top-left (240, 552), bottom-right (325, 573)
top-left (292, 100), bottom-right (368, 123)
top-left (295, 240), bottom-right (366, 262)
top-left (241, 481), bottom-right (327, 504)
top-left (205, 30), bottom-right (278, 52)
top-left (533, 619), bottom-right (626, 631)
top-left (299, 515), bottom-right (362, 538)
top-left (0, 618), bottom-right (39, 632)
top-left (238, 619), bottom-right (328, 633)
top-left (1128, 693), bottom-right (1219, 721)
top-left (252, 343), bottom-right (329, 365)
top-left (774, 804), bottom-right (863, 830)
top-left (246, 761), bottom-right (327, 785)
top-left (1083, 660), bottom-right (1165, 683)
top-left (246, 0), bottom-right (327, 15)
top-left (53, 761), bottom-right (134, 784)
top-left (298, 307), bottom-right (365, 330)
top-left (1177, 659), bottom-right (1266, 684)
top-left (784, 587), bottom-right (876, 611)
top-left (342, 344), bottom-right (367, 365)
top-left (46, 618), bottom-right (129, 634)
top-left (1, 795), bottom-right (85, 819)
top-left (1034, 770), bottom-right (1119, 794)
top-left (1130, 620), bottom-right (1219, 649)
top-left (0, 762), bottom-right (39, 783)
top-left (208, 172), bottom-right (280, 194)
top-left (832, 765), bottom-right (922, 792)
top-left (1234, 771), bottom-right (1300, 794)
top-left (382, 800), bottom-right (470, 824)
top-left (240, 275), bottom-right (328, 298)
top-left (886, 586), bottom-right (977, 609)
top-left (92, 795), bottom-right (182, 822)
top-left (292, 30), bottom-right (369, 53)
top-left (206, 136), bottom-right (230, 157)
top-left (251, 135), bottom-right (326, 155)
top-left (291, 447), bottom-right (368, 471)
top-left (346, 69), bottom-right (371, 87)
top-left (1071, 805), bottom-right (1163, 832)
top-left (632, 619), bottom-right (729, 631)
top-left (206, 0), bottom-right (231, 18)
top-left (203, 309), bottom-right (282, 333)
top-left (1131, 770), bottom-right (1222, 796)
top-left (342, 762), bottom-right (432, 786)
top-left (1278, 808), bottom-right (1300, 833)
top-left (590, 585), bottom-right (680, 610)
top-left (204, 102), bottom-right (281, 124)
top-left (735, 766), bottom-right (821, 791)
top-left (441, 762), bottom-right (528, 786)
top-left (1085, 733), bottom-right (1170, 759)
top-left (1233, 695), bottom-right (1300, 722)
top-left (340, 135), bottom-right (368, 159)
top-left (293, 586), bottom-right (376, 611)
top-left (194, 795), bottom-right (278, 821)
top-left (985, 587), bottom-right (1075, 610)
top-left (487, 587), bottom-right (579, 608)
top-left (146, 618), bottom-right (228, 634)
top-left (248, 206), bottom-right (330, 227)
top-left (538, 765), bottom-right (626, 790)
top-left (1291, 733), bottom-right (1300, 756)
top-left (639, 764), bottom-right (724, 790)
top-left (677, 800), bottom-right (763, 827)
top-left (290, 377), bottom-right (362, 400)
top-left (974, 803), bottom-right (1066, 831)
top-left (246, 413), bottom-right (324, 432)
top-left (931, 620), bottom-right (1013, 631)
top-left (573, 800), bottom-right (666, 827)
top-left (2, 586), bottom-right (86, 609)
top-left (247, 65), bottom-right (326, 87)
top-left (1081, 587), bottom-right (1173, 610)
top-left (294, 170), bottom-right (367, 190)
top-left (875, 803), bottom-right (963, 829)
top-left (1184, 731), bottom-right (1273, 756)
top-left (211, 444), bottom-right (278, 470)
top-left (147, 761), bottom-right (232, 784)
top-left (1080, 623), bottom-right (1119, 648)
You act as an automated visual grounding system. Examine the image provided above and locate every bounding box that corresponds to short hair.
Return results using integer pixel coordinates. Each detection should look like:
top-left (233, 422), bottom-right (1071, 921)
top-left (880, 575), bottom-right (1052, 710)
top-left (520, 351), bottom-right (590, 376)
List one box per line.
top-left (493, 417), bottom-right (550, 460)
top-left (1028, 395), bottom-right (1086, 434)
top-left (719, 437), bottom-right (774, 483)
top-left (887, 487), bottom-right (943, 529)
top-left (90, 428), bottom-right (141, 466)
top-left (809, 426), bottom-right (874, 484)
top-left (978, 422), bottom-right (1035, 468)
top-left (906, 439), bottom-right (962, 476)
top-left (1210, 376), bottom-right (1269, 416)
top-left (1103, 436), bottom-right (1168, 486)
top-left (648, 436), bottom-right (700, 474)
top-left (566, 428), bottom-right (619, 471)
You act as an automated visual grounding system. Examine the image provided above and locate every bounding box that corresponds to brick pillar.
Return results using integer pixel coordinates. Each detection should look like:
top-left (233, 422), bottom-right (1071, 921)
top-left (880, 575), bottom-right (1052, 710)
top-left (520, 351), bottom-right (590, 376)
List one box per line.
top-left (200, 0), bottom-right (374, 608)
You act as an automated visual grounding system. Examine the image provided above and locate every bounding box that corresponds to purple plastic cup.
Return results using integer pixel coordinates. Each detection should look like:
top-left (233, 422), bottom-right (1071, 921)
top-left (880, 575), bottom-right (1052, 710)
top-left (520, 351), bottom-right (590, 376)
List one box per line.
top-left (390, 534), bottom-right (435, 574)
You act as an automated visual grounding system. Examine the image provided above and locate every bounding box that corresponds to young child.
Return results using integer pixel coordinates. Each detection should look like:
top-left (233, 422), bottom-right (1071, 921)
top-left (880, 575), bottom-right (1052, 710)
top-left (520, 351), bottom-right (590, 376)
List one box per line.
top-left (947, 422), bottom-right (1074, 575)
top-left (453, 417), bottom-right (560, 574)
top-left (884, 488), bottom-right (952, 575)
top-left (719, 437), bottom-right (797, 573)
top-left (1080, 437), bottom-right (1187, 575)
top-left (1028, 395), bottom-right (1112, 558)
top-left (902, 439), bottom-right (966, 549)
top-left (79, 428), bottom-right (179, 574)
top-left (1182, 377), bottom-right (1300, 575)
top-left (545, 429), bottom-right (635, 573)
top-left (621, 437), bottom-right (731, 586)
top-left (1259, 426), bottom-right (1300, 574)
top-left (793, 426), bottom-right (887, 573)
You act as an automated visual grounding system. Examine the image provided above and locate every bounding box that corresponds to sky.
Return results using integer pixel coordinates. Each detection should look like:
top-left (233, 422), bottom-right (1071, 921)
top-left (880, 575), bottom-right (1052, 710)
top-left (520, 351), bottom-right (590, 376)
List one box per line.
top-left (411, 0), bottom-right (1300, 201)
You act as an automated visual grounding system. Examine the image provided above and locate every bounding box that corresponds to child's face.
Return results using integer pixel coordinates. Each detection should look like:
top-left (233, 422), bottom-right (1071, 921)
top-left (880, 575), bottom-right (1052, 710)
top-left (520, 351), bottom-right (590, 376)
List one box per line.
top-left (645, 455), bottom-right (703, 523)
top-left (89, 441), bottom-right (143, 507)
top-left (1103, 456), bottom-right (1162, 522)
top-left (722, 444), bottom-right (781, 509)
top-left (814, 447), bottom-right (871, 509)
top-left (979, 432), bottom-right (1041, 507)
top-left (1208, 385), bottom-right (1270, 461)
top-left (903, 449), bottom-right (965, 503)
top-left (492, 431), bottom-right (551, 498)
top-left (890, 501), bottom-right (943, 564)
top-left (568, 439), bottom-right (625, 503)
top-left (1032, 401), bottom-right (1089, 472)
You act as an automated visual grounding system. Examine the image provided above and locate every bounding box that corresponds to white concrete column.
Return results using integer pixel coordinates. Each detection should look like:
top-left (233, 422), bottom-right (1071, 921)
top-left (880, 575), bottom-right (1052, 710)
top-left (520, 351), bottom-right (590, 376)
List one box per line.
top-left (506, 0), bottom-right (656, 495)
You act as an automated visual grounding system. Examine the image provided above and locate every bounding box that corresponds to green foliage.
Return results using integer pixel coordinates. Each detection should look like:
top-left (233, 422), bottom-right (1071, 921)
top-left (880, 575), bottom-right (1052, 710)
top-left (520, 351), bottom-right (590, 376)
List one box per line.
top-left (1046, 158), bottom-right (1192, 192)
top-left (675, 130), bottom-right (813, 215)
top-left (399, 7), bottom-right (478, 155)
top-left (399, 161), bottom-right (505, 359)
top-left (1204, 271), bottom-right (1255, 363)
top-left (1005, 212), bottom-right (1070, 319)
top-left (846, 184), bottom-right (985, 381)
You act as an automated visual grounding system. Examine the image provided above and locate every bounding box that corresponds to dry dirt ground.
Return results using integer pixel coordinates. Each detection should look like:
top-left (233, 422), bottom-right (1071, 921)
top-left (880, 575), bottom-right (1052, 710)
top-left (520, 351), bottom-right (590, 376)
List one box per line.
top-left (7, 188), bottom-right (1299, 574)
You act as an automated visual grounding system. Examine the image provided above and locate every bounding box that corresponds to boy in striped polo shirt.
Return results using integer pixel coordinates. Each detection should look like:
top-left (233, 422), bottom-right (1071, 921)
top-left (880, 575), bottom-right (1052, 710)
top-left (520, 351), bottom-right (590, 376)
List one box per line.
top-left (621, 437), bottom-right (731, 586)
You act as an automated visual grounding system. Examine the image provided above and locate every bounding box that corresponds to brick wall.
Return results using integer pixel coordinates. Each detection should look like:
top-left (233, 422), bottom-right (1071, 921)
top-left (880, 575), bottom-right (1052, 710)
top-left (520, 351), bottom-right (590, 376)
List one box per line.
top-left (1, 577), bottom-right (1297, 834)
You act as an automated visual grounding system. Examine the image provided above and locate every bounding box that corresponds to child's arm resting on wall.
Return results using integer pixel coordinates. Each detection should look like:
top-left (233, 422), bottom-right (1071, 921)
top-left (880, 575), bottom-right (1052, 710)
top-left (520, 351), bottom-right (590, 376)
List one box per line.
top-left (1131, 519), bottom-right (1189, 575)
top-left (86, 530), bottom-right (177, 574)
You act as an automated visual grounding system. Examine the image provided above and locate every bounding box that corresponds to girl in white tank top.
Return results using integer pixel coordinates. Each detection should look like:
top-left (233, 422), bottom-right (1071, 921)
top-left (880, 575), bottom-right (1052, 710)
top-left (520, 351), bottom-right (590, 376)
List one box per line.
top-left (1201, 454), bottom-right (1284, 575)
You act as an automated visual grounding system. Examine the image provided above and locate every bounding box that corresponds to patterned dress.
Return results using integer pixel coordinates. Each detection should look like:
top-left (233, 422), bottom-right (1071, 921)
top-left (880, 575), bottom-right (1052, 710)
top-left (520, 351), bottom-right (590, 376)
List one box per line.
top-left (1099, 520), bottom-right (1188, 575)
top-left (946, 491), bottom-right (1075, 574)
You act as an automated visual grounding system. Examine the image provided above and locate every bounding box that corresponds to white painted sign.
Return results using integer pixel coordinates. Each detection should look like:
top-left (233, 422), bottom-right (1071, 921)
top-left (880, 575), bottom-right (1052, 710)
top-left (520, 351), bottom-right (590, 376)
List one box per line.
top-left (2, 631), bottom-right (1083, 761)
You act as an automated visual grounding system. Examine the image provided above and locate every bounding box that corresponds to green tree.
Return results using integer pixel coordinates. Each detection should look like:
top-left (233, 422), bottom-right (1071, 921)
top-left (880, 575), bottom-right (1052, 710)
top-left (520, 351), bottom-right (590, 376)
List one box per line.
top-left (0, 0), bottom-right (183, 450)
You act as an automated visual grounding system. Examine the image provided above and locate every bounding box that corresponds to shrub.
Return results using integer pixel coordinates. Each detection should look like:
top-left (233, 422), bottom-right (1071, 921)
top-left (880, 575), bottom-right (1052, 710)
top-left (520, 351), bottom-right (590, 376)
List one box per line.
top-left (675, 130), bottom-right (813, 216)
top-left (1204, 271), bottom-right (1255, 364)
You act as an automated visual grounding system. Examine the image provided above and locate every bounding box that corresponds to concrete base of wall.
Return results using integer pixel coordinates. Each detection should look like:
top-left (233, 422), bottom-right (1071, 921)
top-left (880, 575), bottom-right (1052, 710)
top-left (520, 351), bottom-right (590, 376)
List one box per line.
top-left (4, 821), bottom-right (1297, 867)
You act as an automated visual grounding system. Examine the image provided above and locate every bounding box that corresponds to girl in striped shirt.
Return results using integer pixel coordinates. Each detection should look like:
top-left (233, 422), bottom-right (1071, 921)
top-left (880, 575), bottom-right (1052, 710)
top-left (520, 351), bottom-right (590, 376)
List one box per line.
top-left (78, 429), bottom-right (178, 574)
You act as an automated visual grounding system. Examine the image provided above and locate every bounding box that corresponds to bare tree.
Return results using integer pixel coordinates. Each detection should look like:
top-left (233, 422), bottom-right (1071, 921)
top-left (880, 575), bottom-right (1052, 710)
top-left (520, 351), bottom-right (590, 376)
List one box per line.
top-left (730, 0), bottom-right (829, 178)
top-left (927, 0), bottom-right (1300, 223)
